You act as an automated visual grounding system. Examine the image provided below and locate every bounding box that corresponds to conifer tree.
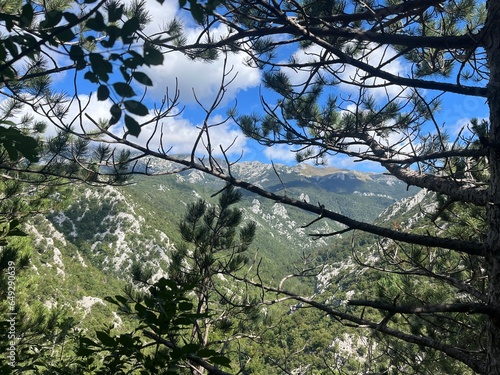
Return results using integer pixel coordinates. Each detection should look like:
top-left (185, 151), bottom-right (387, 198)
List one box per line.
top-left (169, 185), bottom-right (257, 374)
top-left (7, 0), bottom-right (500, 373)
top-left (94, 1), bottom-right (500, 374)
top-left (0, 1), bottom-right (192, 373)
top-left (78, 186), bottom-right (256, 374)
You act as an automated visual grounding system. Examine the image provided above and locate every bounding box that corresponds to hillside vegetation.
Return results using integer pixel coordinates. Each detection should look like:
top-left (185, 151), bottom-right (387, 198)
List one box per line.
top-left (1, 161), bottom-right (422, 373)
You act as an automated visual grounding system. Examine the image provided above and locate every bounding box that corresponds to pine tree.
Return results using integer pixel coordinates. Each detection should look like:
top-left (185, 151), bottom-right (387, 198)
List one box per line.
top-left (169, 185), bottom-right (257, 373)
top-left (99, 1), bottom-right (500, 374)
top-left (78, 186), bottom-right (257, 374)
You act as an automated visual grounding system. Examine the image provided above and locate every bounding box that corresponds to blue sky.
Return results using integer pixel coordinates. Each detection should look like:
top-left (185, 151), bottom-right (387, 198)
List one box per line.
top-left (43, 1), bottom-right (489, 173)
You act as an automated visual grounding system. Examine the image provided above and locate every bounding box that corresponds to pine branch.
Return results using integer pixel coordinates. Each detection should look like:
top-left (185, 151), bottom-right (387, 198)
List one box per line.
top-left (347, 300), bottom-right (494, 315)
top-left (230, 275), bottom-right (487, 374)
top-left (93, 128), bottom-right (487, 256)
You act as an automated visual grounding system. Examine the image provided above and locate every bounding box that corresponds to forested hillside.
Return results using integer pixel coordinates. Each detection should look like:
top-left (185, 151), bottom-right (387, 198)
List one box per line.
top-left (1, 160), bottom-right (421, 373)
top-left (0, 0), bottom-right (497, 374)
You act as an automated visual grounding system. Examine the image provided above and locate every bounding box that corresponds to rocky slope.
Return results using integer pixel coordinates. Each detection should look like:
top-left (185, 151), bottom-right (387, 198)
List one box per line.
top-left (26, 160), bottom-right (421, 332)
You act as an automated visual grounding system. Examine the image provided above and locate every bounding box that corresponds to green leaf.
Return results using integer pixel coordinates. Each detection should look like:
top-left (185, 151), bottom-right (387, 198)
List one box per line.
top-left (3, 144), bottom-right (18, 161)
top-left (0, 45), bottom-right (6, 62)
top-left (104, 295), bottom-right (129, 306)
top-left (80, 337), bottom-right (98, 347)
top-left (14, 139), bottom-right (39, 162)
top-left (0, 126), bottom-right (39, 162)
top-left (39, 10), bottom-right (62, 29)
top-left (90, 53), bottom-right (112, 81)
top-left (119, 65), bottom-right (130, 82)
top-left (113, 82), bottom-right (136, 98)
top-left (101, 25), bottom-right (119, 48)
top-left (180, 343), bottom-right (200, 354)
top-left (173, 317), bottom-right (193, 325)
top-left (189, 3), bottom-right (204, 23)
top-left (63, 12), bottom-right (79, 25)
top-left (7, 219), bottom-right (26, 235)
top-left (205, 0), bottom-right (221, 11)
top-left (109, 104), bottom-right (122, 125)
top-left (55, 27), bottom-right (76, 42)
top-left (2, 15), bottom-right (14, 31)
top-left (77, 337), bottom-right (99, 356)
top-left (123, 50), bottom-right (144, 69)
top-left (89, 53), bottom-right (112, 74)
top-left (115, 295), bottom-right (129, 305)
top-left (84, 71), bottom-right (99, 84)
top-left (178, 301), bottom-right (193, 311)
top-left (4, 39), bottom-right (18, 58)
top-left (210, 355), bottom-right (231, 367)
top-left (117, 334), bottom-right (137, 347)
top-left (121, 17), bottom-right (140, 44)
top-left (96, 331), bottom-right (116, 347)
top-left (170, 347), bottom-right (184, 360)
top-left (132, 71), bottom-right (153, 86)
top-left (157, 277), bottom-right (178, 291)
top-left (86, 11), bottom-right (106, 31)
top-left (22, 35), bottom-right (38, 55)
top-left (124, 115), bottom-right (141, 136)
top-left (197, 348), bottom-right (218, 357)
top-left (20, 3), bottom-right (34, 28)
top-left (106, 2), bottom-right (124, 23)
top-left (2, 67), bottom-right (16, 80)
top-left (7, 228), bottom-right (27, 237)
top-left (103, 296), bottom-right (117, 305)
top-left (143, 45), bottom-right (164, 66)
top-left (97, 85), bottom-right (110, 101)
top-left (69, 45), bottom-right (86, 70)
top-left (76, 346), bottom-right (95, 357)
top-left (124, 100), bottom-right (148, 116)
top-left (134, 302), bottom-right (147, 314)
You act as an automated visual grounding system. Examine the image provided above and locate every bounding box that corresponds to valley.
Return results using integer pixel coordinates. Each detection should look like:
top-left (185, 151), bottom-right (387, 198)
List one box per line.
top-left (8, 160), bottom-right (431, 373)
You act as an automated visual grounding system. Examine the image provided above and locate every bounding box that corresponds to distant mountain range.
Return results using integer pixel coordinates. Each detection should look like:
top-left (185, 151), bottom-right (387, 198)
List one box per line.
top-left (26, 160), bottom-right (421, 333)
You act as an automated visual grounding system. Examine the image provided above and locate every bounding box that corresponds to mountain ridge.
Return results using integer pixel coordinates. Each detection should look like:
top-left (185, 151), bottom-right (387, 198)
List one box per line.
top-left (32, 160), bottom-right (422, 317)
top-left (7, 159), bottom-right (434, 373)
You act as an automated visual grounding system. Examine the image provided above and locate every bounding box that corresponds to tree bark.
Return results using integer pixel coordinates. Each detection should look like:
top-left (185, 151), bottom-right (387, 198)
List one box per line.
top-left (486, 1), bottom-right (500, 373)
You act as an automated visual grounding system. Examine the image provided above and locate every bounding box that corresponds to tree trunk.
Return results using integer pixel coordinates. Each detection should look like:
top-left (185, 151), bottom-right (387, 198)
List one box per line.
top-left (486, 1), bottom-right (500, 373)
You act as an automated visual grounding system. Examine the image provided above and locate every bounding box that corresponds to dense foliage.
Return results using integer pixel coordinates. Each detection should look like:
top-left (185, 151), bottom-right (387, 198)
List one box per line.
top-left (2, 0), bottom-right (500, 374)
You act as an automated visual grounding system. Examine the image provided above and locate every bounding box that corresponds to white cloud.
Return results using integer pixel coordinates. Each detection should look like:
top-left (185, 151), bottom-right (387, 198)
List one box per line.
top-left (440, 94), bottom-right (488, 135)
top-left (44, 95), bottom-right (114, 136)
top-left (5, 92), bottom-right (248, 159)
top-left (280, 42), bottom-right (409, 101)
top-left (140, 7), bottom-right (261, 106)
top-left (325, 154), bottom-right (384, 172)
top-left (72, 97), bottom-right (249, 158)
top-left (55, 2), bottom-right (258, 159)
top-left (338, 43), bottom-right (409, 99)
top-left (144, 49), bottom-right (260, 106)
top-left (282, 45), bottom-right (325, 87)
top-left (263, 144), bottom-right (297, 163)
top-left (0, 95), bottom-right (110, 137)
top-left (128, 113), bottom-right (248, 157)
